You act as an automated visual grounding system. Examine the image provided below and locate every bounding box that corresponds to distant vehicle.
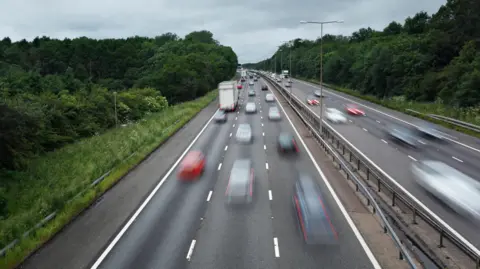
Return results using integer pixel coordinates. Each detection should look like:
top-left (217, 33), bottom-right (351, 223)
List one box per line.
top-left (415, 122), bottom-right (444, 140)
top-left (237, 84), bottom-right (243, 89)
top-left (345, 104), bottom-right (365, 116)
top-left (226, 159), bottom-right (254, 205)
top-left (314, 90), bottom-right (324, 98)
top-left (265, 93), bottom-right (275, 102)
top-left (282, 70), bottom-right (289, 79)
top-left (253, 77), bottom-right (258, 82)
top-left (218, 81), bottom-right (239, 112)
top-left (261, 85), bottom-right (268, 91)
top-left (214, 110), bottom-right (227, 123)
top-left (412, 160), bottom-right (480, 221)
top-left (248, 89), bottom-right (256, 96)
top-left (249, 81), bottom-right (254, 86)
top-left (277, 132), bottom-right (298, 153)
top-left (385, 125), bottom-right (418, 148)
top-left (276, 77), bottom-right (282, 82)
top-left (293, 174), bottom-right (338, 245)
top-left (177, 151), bottom-right (205, 181)
top-left (306, 95), bottom-right (320, 105)
top-left (284, 82), bottom-right (291, 87)
top-left (241, 70), bottom-right (247, 78)
top-left (288, 79), bottom-right (292, 84)
top-left (249, 75), bottom-right (253, 79)
top-left (245, 102), bottom-right (257, 113)
top-left (325, 108), bottom-right (347, 124)
top-left (268, 106), bottom-right (281, 121)
top-left (236, 123), bottom-right (252, 143)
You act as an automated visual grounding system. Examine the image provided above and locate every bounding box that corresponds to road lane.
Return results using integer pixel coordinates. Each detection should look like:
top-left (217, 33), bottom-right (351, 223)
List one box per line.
top-left (94, 109), bottom-right (233, 269)
top-left (259, 81), bottom-right (378, 268)
top-left (274, 78), bottom-right (480, 248)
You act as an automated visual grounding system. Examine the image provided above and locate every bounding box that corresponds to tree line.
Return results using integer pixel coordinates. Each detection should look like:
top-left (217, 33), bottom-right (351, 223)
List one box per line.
top-left (0, 30), bottom-right (238, 171)
top-left (246, 0), bottom-right (479, 108)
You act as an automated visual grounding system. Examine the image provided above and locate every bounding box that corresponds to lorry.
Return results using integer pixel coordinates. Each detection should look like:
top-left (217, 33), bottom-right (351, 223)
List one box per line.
top-left (241, 70), bottom-right (247, 81)
top-left (218, 81), bottom-right (239, 112)
top-left (282, 70), bottom-right (289, 79)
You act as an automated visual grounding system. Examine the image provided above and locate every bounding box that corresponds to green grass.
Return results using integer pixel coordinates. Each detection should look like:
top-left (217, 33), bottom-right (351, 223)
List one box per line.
top-left (297, 77), bottom-right (480, 139)
top-left (0, 90), bottom-right (218, 269)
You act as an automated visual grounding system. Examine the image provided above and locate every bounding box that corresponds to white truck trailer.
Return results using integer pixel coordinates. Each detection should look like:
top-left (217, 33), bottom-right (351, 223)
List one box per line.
top-left (218, 81), bottom-right (239, 112)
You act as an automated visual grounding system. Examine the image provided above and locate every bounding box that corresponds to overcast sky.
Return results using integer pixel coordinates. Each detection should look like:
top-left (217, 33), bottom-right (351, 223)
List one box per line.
top-left (0, 0), bottom-right (446, 63)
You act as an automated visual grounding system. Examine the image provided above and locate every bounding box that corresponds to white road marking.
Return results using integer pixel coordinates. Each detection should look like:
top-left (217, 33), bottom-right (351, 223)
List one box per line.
top-left (362, 128), bottom-right (368, 132)
top-left (408, 155), bottom-right (417, 162)
top-left (233, 124), bottom-right (235, 128)
top-left (263, 132), bottom-right (265, 136)
top-left (262, 123), bottom-right (264, 127)
top-left (206, 191), bottom-right (213, 202)
top-left (418, 140), bottom-right (426, 145)
top-left (186, 239), bottom-right (196, 261)
top-left (381, 139), bottom-right (388, 144)
top-left (269, 190), bottom-right (273, 200)
top-left (261, 116), bottom-right (263, 119)
top-left (376, 120), bottom-right (381, 123)
top-left (348, 120), bottom-right (353, 123)
top-left (224, 146), bottom-right (228, 151)
top-left (265, 163), bottom-right (269, 170)
top-left (264, 145), bottom-right (266, 150)
top-left (218, 163), bottom-right (222, 170)
top-left (452, 156), bottom-right (463, 163)
top-left (235, 117), bottom-right (237, 120)
top-left (297, 79), bottom-right (480, 153)
top-left (90, 109), bottom-right (219, 269)
top-left (270, 88), bottom-right (382, 269)
top-left (273, 238), bottom-right (280, 257)
top-left (229, 133), bottom-right (232, 137)
top-left (260, 110), bottom-right (262, 113)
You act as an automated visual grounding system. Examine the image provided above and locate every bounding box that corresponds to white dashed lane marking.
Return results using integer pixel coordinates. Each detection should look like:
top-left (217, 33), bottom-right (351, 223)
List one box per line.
top-left (381, 139), bottom-right (388, 144)
top-left (268, 190), bottom-right (273, 200)
top-left (217, 163), bottom-right (222, 170)
top-left (224, 146), bottom-right (228, 151)
top-left (408, 155), bottom-right (417, 162)
top-left (273, 238), bottom-right (280, 257)
top-left (206, 191), bottom-right (213, 202)
top-left (265, 163), bottom-right (269, 170)
top-left (452, 156), bottom-right (463, 163)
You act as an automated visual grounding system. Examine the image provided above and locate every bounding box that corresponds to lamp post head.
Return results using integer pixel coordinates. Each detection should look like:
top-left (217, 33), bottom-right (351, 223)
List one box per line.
top-left (299, 20), bottom-right (308, 24)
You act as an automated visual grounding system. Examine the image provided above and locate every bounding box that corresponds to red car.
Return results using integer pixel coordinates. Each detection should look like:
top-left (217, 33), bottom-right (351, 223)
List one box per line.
top-left (237, 84), bottom-right (243, 89)
top-left (345, 104), bottom-right (365, 116)
top-left (177, 151), bottom-right (206, 181)
top-left (306, 98), bottom-right (320, 105)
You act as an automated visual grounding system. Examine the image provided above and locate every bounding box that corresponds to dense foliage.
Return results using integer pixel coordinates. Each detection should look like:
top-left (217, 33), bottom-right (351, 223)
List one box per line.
top-left (0, 30), bottom-right (237, 171)
top-left (247, 0), bottom-right (479, 108)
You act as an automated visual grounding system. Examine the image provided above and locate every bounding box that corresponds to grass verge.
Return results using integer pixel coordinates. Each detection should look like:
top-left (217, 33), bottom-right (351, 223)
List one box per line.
top-left (296, 77), bottom-right (480, 139)
top-left (0, 90), bottom-right (218, 269)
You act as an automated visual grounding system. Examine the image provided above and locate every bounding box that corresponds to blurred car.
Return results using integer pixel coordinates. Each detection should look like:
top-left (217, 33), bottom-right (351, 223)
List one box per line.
top-left (415, 122), bottom-right (444, 140)
top-left (249, 81), bottom-right (254, 86)
top-left (214, 110), bottom-right (227, 123)
top-left (288, 79), bottom-right (293, 84)
top-left (306, 95), bottom-right (320, 105)
top-left (236, 123), bottom-right (252, 143)
top-left (261, 85), bottom-right (268, 91)
top-left (284, 82), bottom-right (291, 87)
top-left (325, 108), bottom-right (347, 124)
top-left (314, 90), bottom-right (324, 98)
top-left (248, 89), bottom-right (256, 96)
top-left (276, 78), bottom-right (282, 82)
top-left (265, 93), bottom-right (275, 102)
top-left (177, 151), bottom-right (206, 181)
top-left (240, 78), bottom-right (245, 82)
top-left (268, 106), bottom-right (281, 121)
top-left (245, 102), bottom-right (257, 113)
top-left (412, 160), bottom-right (480, 221)
top-left (293, 174), bottom-right (338, 245)
top-left (237, 84), bottom-right (243, 89)
top-left (254, 77), bottom-right (258, 82)
top-left (345, 104), bottom-right (365, 116)
top-left (277, 132), bottom-right (299, 153)
top-left (226, 159), bottom-right (254, 205)
top-left (385, 125), bottom-right (418, 148)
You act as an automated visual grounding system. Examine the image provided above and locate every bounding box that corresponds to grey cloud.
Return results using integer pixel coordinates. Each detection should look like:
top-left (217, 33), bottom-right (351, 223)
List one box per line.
top-left (0, 0), bottom-right (446, 63)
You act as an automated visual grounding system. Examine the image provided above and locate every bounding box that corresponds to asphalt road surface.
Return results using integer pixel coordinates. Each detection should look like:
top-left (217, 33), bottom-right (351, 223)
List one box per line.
top-left (286, 77), bottom-right (480, 249)
top-left (92, 81), bottom-right (379, 269)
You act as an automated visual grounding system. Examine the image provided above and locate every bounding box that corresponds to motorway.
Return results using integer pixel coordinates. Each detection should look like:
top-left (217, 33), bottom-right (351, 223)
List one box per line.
top-left (285, 77), bottom-right (480, 249)
top-left (90, 80), bottom-right (379, 269)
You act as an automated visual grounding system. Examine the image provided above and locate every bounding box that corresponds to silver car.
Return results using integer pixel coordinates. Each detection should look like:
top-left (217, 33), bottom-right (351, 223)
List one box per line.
top-left (265, 93), bottom-right (275, 102)
top-left (226, 159), bottom-right (254, 205)
top-left (268, 106), bottom-right (281, 121)
top-left (248, 89), bottom-right (256, 96)
top-left (325, 108), bottom-right (347, 124)
top-left (236, 123), bottom-right (252, 143)
top-left (284, 82), bottom-right (291, 87)
top-left (245, 102), bottom-right (257, 113)
top-left (412, 160), bottom-right (480, 221)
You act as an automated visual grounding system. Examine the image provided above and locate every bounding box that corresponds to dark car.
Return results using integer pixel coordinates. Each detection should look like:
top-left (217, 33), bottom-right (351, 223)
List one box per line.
top-left (415, 122), bottom-right (444, 140)
top-left (385, 125), bottom-right (418, 148)
top-left (261, 85), bottom-right (268, 91)
top-left (277, 132), bottom-right (299, 153)
top-left (293, 174), bottom-right (338, 245)
top-left (226, 159), bottom-right (254, 205)
top-left (214, 110), bottom-right (227, 123)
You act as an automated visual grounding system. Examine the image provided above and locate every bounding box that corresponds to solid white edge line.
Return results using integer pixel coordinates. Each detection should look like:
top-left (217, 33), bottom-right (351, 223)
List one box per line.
top-left (269, 88), bottom-right (382, 269)
top-left (186, 239), bottom-right (196, 261)
top-left (296, 79), bottom-right (480, 154)
top-left (218, 163), bottom-right (222, 170)
top-left (90, 109), bottom-right (218, 269)
top-left (273, 237), bottom-right (280, 257)
top-left (268, 190), bottom-right (273, 200)
top-left (206, 190), bottom-right (213, 202)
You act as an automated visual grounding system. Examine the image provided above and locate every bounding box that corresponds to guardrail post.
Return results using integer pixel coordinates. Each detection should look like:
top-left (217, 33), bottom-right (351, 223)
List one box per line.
top-left (412, 208), bottom-right (417, 224)
top-left (399, 249), bottom-right (404, 260)
top-left (366, 169), bottom-right (370, 180)
top-left (336, 140), bottom-right (340, 148)
top-left (349, 152), bottom-right (352, 162)
top-left (377, 178), bottom-right (381, 192)
top-left (391, 193), bottom-right (396, 207)
top-left (439, 230), bottom-right (445, 248)
top-left (357, 159), bottom-right (360, 169)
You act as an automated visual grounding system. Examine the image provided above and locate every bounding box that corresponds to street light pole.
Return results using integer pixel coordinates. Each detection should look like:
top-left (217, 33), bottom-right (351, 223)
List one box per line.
top-left (300, 20), bottom-right (343, 134)
top-left (113, 91), bottom-right (118, 128)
